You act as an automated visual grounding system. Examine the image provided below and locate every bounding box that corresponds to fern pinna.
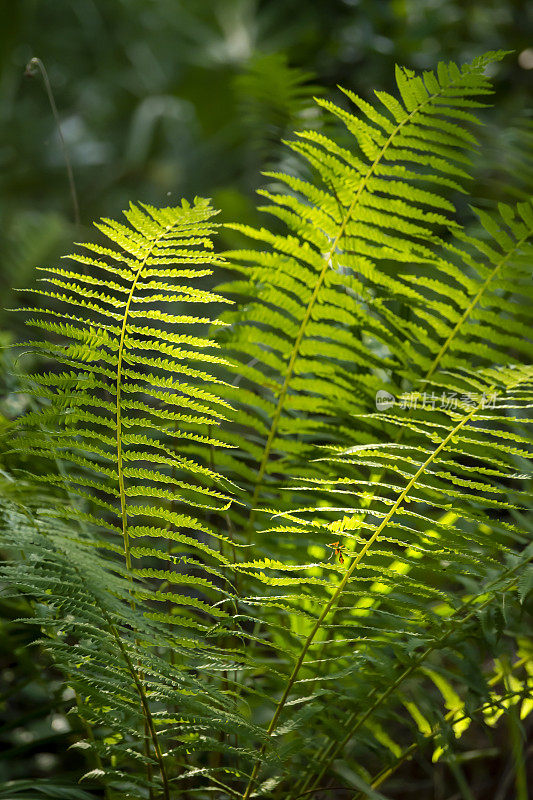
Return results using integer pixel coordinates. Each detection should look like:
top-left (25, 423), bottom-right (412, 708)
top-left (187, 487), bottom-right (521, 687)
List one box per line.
top-left (1, 51), bottom-right (532, 800)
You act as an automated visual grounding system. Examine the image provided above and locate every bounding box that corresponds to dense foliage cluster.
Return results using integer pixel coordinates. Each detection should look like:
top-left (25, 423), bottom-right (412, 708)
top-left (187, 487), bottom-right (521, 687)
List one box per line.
top-left (1, 49), bottom-right (532, 800)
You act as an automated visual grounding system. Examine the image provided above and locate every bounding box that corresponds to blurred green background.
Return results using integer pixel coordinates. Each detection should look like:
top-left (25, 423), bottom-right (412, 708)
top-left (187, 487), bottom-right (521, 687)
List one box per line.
top-left (1, 0), bottom-right (532, 335)
top-left (0, 0), bottom-right (531, 793)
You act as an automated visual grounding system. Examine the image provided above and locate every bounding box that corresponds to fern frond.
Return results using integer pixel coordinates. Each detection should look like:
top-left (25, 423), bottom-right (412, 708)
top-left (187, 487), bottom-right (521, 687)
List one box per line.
top-left (241, 366), bottom-right (533, 797)
top-left (15, 199), bottom-right (236, 574)
top-left (0, 501), bottom-right (264, 798)
top-left (8, 199), bottom-right (265, 794)
top-left (215, 51), bottom-right (508, 538)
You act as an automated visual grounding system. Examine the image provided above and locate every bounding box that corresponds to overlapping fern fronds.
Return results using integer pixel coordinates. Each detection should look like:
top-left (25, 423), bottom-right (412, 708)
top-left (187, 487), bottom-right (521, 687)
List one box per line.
top-left (240, 365), bottom-right (533, 797)
top-left (0, 498), bottom-right (263, 798)
top-left (2, 51), bottom-right (532, 800)
top-left (214, 51), bottom-right (532, 796)
top-left (212, 50), bottom-right (509, 537)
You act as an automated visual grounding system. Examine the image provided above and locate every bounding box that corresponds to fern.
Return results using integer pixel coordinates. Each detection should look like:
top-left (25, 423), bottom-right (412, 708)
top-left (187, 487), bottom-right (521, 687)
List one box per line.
top-left (7, 199), bottom-right (261, 794)
top-left (213, 50), bottom-right (509, 535)
top-left (265, 365), bottom-right (533, 798)
top-left (2, 51), bottom-right (532, 799)
top-left (15, 198), bottom-right (238, 575)
top-left (0, 498), bottom-right (262, 798)
top-left (234, 52), bottom-right (324, 166)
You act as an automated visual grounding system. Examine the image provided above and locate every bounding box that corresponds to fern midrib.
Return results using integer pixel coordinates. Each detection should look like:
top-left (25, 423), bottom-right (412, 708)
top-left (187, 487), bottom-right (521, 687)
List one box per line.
top-left (424, 229), bottom-right (532, 383)
top-left (116, 221), bottom-right (178, 571)
top-left (294, 372), bottom-right (531, 795)
top-left (302, 226), bottom-right (532, 708)
top-left (247, 79), bottom-right (446, 527)
top-left (115, 229), bottom-right (177, 800)
top-left (241, 399), bottom-right (481, 800)
top-left (103, 608), bottom-right (171, 800)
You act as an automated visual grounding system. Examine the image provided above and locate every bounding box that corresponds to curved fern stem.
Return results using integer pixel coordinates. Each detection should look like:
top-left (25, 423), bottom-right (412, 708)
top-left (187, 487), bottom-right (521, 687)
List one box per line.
top-left (246, 79), bottom-right (446, 535)
top-left (292, 360), bottom-right (533, 795)
top-left (241, 399), bottom-right (483, 799)
top-left (343, 679), bottom-right (529, 800)
top-left (113, 217), bottom-right (181, 796)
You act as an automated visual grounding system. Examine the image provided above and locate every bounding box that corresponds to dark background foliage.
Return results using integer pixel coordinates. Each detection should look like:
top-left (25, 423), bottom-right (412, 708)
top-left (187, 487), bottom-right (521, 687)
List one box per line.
top-left (1, 0), bottom-right (532, 322)
top-left (0, 0), bottom-right (532, 796)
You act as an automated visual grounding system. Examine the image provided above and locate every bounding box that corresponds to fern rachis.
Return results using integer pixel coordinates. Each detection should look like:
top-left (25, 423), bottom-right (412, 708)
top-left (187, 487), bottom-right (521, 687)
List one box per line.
top-left (242, 370), bottom-right (531, 798)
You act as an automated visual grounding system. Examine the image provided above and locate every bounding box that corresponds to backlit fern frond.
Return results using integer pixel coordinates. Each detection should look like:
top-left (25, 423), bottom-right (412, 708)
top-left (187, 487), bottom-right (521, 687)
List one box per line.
top-left (8, 199), bottom-right (264, 794)
top-left (213, 51), bottom-right (508, 537)
top-left (15, 198), bottom-right (238, 582)
top-left (240, 365), bottom-right (533, 797)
